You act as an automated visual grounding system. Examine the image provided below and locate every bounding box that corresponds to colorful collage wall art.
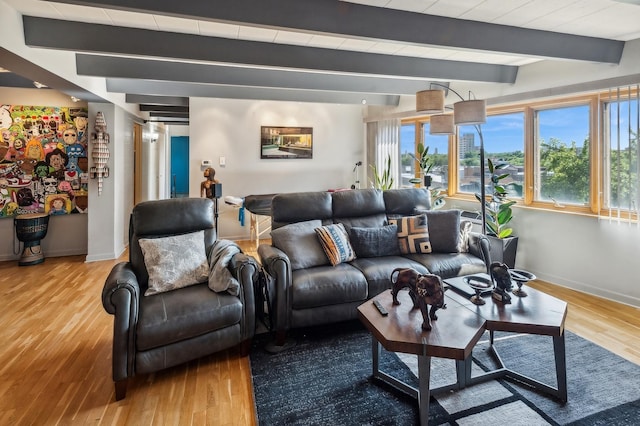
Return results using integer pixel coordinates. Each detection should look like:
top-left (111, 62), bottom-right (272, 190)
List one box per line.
top-left (0, 104), bottom-right (89, 218)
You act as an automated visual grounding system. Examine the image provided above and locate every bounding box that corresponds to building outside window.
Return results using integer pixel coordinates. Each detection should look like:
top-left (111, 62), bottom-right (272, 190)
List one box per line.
top-left (458, 112), bottom-right (525, 199)
top-left (421, 122), bottom-right (449, 192)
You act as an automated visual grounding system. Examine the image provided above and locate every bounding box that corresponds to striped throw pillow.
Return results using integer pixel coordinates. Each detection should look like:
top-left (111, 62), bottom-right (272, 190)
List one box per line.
top-left (315, 223), bottom-right (356, 266)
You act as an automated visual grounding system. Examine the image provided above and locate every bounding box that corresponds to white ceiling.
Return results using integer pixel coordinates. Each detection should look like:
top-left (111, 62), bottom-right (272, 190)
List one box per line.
top-left (2, 0), bottom-right (640, 119)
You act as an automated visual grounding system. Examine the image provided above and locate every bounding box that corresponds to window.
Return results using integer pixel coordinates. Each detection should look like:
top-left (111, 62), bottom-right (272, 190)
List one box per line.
top-left (400, 123), bottom-right (416, 188)
top-left (603, 91), bottom-right (639, 216)
top-left (398, 87), bottom-right (638, 220)
top-left (535, 105), bottom-right (590, 206)
top-left (457, 112), bottom-right (525, 198)
top-left (422, 123), bottom-right (449, 191)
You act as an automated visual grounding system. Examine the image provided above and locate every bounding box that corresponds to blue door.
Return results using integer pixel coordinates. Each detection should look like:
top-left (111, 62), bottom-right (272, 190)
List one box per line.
top-left (170, 136), bottom-right (189, 198)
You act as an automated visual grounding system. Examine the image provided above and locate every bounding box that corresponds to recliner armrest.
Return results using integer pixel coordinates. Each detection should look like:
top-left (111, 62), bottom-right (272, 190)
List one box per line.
top-left (102, 262), bottom-right (141, 314)
top-left (228, 252), bottom-right (259, 339)
top-left (101, 262), bottom-right (141, 382)
top-left (257, 244), bottom-right (292, 334)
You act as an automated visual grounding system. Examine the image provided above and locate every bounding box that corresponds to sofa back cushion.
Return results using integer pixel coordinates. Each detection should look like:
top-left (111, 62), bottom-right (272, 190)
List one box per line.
top-left (332, 189), bottom-right (387, 229)
top-left (383, 187), bottom-right (431, 216)
top-left (271, 191), bottom-right (332, 229)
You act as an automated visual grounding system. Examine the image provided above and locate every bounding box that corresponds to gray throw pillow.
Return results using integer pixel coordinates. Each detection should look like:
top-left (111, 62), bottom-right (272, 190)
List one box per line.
top-left (349, 225), bottom-right (400, 258)
top-left (270, 220), bottom-right (329, 270)
top-left (139, 230), bottom-right (210, 296)
top-left (424, 209), bottom-right (462, 253)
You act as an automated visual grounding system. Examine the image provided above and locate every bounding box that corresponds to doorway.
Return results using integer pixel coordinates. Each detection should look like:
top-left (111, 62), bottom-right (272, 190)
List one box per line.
top-left (170, 136), bottom-right (189, 198)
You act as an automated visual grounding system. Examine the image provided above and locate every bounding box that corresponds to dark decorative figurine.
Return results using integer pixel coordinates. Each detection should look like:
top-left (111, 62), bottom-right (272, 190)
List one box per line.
top-left (490, 261), bottom-right (513, 304)
top-left (390, 268), bottom-right (446, 330)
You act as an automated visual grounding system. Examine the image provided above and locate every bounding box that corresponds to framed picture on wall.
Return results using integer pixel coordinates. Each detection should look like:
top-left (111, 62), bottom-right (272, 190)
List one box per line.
top-left (260, 126), bottom-right (313, 159)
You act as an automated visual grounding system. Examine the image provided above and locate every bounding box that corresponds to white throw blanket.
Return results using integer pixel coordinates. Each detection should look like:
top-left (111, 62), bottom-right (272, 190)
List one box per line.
top-left (208, 239), bottom-right (241, 296)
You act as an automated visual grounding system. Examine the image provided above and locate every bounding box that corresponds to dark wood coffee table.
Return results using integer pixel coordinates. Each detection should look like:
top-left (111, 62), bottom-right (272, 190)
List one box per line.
top-left (358, 289), bottom-right (486, 426)
top-left (446, 283), bottom-right (568, 402)
top-left (358, 284), bottom-right (568, 426)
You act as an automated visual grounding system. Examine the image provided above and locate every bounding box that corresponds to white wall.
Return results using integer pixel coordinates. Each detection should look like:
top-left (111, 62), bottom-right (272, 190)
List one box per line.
top-left (189, 98), bottom-right (366, 240)
top-left (85, 103), bottom-right (136, 262)
top-left (447, 198), bottom-right (640, 307)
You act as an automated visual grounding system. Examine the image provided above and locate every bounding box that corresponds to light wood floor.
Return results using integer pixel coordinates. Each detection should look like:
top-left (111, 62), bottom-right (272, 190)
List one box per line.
top-left (1, 240), bottom-right (639, 425)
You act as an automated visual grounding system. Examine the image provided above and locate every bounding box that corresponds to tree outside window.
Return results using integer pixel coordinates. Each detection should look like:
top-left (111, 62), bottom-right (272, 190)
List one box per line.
top-left (536, 105), bottom-right (590, 206)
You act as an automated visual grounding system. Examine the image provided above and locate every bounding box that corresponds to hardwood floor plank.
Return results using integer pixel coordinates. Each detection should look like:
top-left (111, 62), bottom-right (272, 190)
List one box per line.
top-left (0, 241), bottom-right (638, 425)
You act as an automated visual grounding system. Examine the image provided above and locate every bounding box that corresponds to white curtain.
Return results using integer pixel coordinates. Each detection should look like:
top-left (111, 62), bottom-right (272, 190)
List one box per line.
top-left (366, 118), bottom-right (400, 188)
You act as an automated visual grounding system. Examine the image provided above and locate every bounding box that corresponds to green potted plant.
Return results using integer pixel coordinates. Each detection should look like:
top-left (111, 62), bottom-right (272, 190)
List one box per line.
top-left (475, 159), bottom-right (518, 267)
top-left (409, 143), bottom-right (433, 187)
top-left (370, 155), bottom-right (394, 190)
top-left (408, 143), bottom-right (446, 209)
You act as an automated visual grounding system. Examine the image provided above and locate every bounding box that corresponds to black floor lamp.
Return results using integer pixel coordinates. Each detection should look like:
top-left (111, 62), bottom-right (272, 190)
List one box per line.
top-left (416, 84), bottom-right (487, 234)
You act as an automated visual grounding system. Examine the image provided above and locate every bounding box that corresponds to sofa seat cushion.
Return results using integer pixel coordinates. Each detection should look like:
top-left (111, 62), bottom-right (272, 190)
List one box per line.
top-left (404, 252), bottom-right (486, 279)
top-left (291, 264), bottom-right (368, 309)
top-left (137, 283), bottom-right (242, 351)
top-left (349, 256), bottom-right (429, 298)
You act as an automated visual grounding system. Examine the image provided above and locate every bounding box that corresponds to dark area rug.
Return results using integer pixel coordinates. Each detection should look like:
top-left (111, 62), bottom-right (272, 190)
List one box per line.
top-left (250, 321), bottom-right (640, 425)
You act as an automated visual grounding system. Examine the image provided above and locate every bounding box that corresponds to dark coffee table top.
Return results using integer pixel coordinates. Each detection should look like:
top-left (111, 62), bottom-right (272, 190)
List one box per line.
top-left (358, 284), bottom-right (568, 359)
top-left (446, 285), bottom-right (567, 336)
top-left (358, 289), bottom-right (486, 360)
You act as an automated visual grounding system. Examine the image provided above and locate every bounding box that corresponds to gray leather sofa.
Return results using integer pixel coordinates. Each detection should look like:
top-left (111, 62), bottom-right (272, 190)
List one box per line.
top-left (257, 188), bottom-right (490, 345)
top-left (102, 198), bottom-right (258, 400)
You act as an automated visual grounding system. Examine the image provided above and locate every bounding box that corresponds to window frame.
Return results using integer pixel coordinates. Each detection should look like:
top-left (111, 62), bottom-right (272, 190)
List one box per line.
top-left (400, 90), bottom-right (638, 217)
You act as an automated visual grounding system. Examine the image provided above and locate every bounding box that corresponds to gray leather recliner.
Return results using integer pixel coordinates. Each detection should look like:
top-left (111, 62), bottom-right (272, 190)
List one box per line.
top-left (102, 198), bottom-right (258, 400)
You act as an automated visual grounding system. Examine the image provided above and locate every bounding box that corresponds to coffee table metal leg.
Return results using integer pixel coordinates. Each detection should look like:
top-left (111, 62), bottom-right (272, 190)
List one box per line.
top-left (372, 334), bottom-right (381, 377)
top-left (553, 332), bottom-right (568, 402)
top-left (418, 354), bottom-right (431, 426)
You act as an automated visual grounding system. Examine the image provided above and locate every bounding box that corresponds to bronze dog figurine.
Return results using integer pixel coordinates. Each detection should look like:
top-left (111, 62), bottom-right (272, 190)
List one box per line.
top-left (390, 268), bottom-right (446, 330)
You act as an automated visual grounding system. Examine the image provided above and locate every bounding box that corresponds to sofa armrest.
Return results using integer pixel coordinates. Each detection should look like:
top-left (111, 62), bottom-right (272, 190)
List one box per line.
top-left (101, 262), bottom-right (140, 382)
top-left (468, 232), bottom-right (491, 273)
top-left (228, 252), bottom-right (259, 339)
top-left (257, 244), bottom-right (292, 334)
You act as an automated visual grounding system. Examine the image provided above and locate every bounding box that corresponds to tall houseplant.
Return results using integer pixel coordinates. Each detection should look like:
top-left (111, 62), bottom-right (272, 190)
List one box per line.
top-left (409, 143), bottom-right (433, 187)
top-left (409, 143), bottom-right (445, 209)
top-left (370, 155), bottom-right (394, 190)
top-left (475, 159), bottom-right (518, 267)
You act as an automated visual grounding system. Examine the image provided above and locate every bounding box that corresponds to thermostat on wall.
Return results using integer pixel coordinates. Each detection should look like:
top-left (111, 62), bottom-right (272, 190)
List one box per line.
top-left (201, 160), bottom-right (212, 167)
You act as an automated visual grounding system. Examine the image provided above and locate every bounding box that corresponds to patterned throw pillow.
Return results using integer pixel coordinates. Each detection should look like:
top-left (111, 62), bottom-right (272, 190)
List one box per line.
top-left (388, 214), bottom-right (432, 254)
top-left (315, 223), bottom-right (356, 266)
top-left (139, 230), bottom-right (210, 296)
top-left (458, 220), bottom-right (473, 253)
